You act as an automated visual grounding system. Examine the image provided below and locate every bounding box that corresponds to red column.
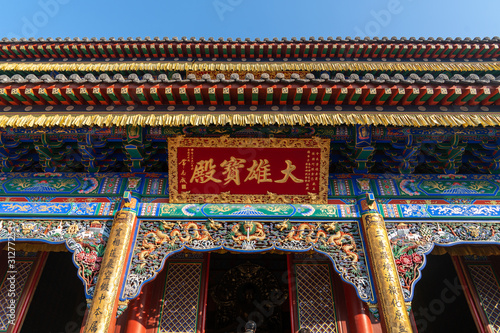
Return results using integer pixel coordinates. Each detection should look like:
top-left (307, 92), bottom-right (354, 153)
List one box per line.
top-left (287, 254), bottom-right (298, 333)
top-left (79, 307), bottom-right (89, 333)
top-left (124, 283), bottom-right (152, 333)
top-left (343, 283), bottom-right (374, 333)
top-left (199, 253), bottom-right (210, 333)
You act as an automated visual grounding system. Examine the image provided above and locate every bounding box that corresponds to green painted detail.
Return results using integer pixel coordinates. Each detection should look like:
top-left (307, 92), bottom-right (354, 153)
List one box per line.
top-left (167, 44), bottom-right (174, 56)
top-left (121, 88), bottom-right (133, 102)
top-left (355, 45), bottom-right (363, 57)
top-left (294, 45), bottom-right (300, 57)
top-left (79, 88), bottom-right (93, 102)
top-left (419, 90), bottom-right (433, 102)
top-left (0, 89), bottom-right (13, 102)
top-left (106, 88), bottom-right (119, 102)
top-left (338, 45), bottom-right (345, 57)
top-left (24, 89), bottom-right (40, 102)
top-left (237, 90), bottom-right (244, 102)
top-left (132, 45), bottom-right (141, 57)
top-left (71, 45), bottom-right (82, 57)
top-left (136, 88), bottom-right (147, 102)
top-left (3, 177), bottom-right (79, 192)
top-left (424, 46), bottom-right (435, 56)
top-left (97, 45), bottom-right (106, 56)
top-left (406, 89), bottom-right (419, 102)
top-left (266, 88), bottom-right (273, 103)
top-left (151, 45), bottom-right (158, 57)
top-left (364, 45), bottom-right (372, 56)
top-left (405, 46), bottom-right (415, 57)
top-left (89, 45), bottom-right (98, 56)
top-left (37, 88), bottom-right (53, 102)
top-left (19, 47), bottom-right (30, 57)
top-left (26, 46), bottom-right (38, 57)
top-left (309, 89), bottom-right (318, 102)
top-left (159, 44), bottom-right (166, 56)
top-left (124, 45), bottom-right (132, 56)
top-left (312, 45), bottom-right (319, 57)
top-left (478, 46), bottom-right (489, 56)
top-left (11, 47), bottom-right (21, 56)
top-left (460, 91), bottom-right (476, 103)
top-left (392, 89), bottom-right (405, 102)
top-left (488, 90), bottom-right (500, 103)
top-left (11, 89), bottom-right (26, 102)
top-left (46, 46), bottom-right (56, 56)
top-left (92, 88), bottom-right (106, 102)
top-left (323, 89), bottom-right (332, 102)
top-left (295, 89), bottom-right (303, 102)
top-left (365, 89), bottom-right (376, 101)
top-left (433, 46), bottom-right (443, 57)
top-left (252, 89), bottom-right (259, 102)
top-left (281, 89), bottom-right (288, 102)
top-left (141, 203), bottom-right (358, 219)
top-left (150, 88), bottom-right (161, 102)
top-left (106, 45), bottom-right (114, 56)
top-left (350, 90), bottom-right (361, 102)
top-left (51, 88), bottom-right (65, 102)
top-left (419, 180), bottom-right (498, 195)
top-left (451, 47), bottom-right (461, 56)
top-left (65, 88), bottom-right (79, 102)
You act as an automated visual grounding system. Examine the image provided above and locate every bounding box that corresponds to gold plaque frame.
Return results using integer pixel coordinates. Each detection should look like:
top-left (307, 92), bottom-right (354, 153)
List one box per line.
top-left (168, 136), bottom-right (330, 204)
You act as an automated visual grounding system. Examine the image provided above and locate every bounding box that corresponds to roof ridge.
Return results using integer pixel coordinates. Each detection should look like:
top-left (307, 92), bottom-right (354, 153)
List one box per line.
top-left (2, 36), bottom-right (500, 43)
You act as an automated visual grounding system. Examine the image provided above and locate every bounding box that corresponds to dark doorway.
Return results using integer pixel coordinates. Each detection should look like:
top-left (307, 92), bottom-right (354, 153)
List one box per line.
top-left (21, 252), bottom-right (87, 333)
top-left (206, 253), bottom-right (291, 333)
top-left (411, 253), bottom-right (478, 333)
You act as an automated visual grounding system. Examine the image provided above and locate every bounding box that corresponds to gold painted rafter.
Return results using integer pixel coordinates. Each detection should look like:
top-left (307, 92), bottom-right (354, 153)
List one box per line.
top-left (0, 112), bottom-right (498, 128)
top-left (0, 61), bottom-right (499, 75)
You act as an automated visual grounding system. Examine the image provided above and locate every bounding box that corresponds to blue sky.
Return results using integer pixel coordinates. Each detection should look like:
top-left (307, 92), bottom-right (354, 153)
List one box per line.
top-left (0, 0), bottom-right (498, 40)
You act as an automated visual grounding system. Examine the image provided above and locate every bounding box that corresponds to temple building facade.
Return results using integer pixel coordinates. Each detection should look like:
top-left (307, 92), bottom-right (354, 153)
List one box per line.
top-left (1, 36), bottom-right (500, 333)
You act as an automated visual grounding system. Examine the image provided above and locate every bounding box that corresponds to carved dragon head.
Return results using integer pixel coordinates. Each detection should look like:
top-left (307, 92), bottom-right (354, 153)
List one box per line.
top-left (207, 218), bottom-right (222, 230)
top-left (276, 219), bottom-right (291, 231)
top-left (160, 221), bottom-right (176, 230)
top-left (325, 222), bottom-right (340, 233)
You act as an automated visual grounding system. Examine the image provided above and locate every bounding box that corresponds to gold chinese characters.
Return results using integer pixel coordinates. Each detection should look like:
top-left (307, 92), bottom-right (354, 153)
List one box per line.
top-left (188, 158), bottom-right (304, 185)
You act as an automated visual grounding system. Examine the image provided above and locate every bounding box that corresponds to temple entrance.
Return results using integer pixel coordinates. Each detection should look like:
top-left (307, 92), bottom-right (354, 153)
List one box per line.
top-left (157, 251), bottom-right (342, 333)
top-left (205, 253), bottom-right (291, 333)
top-left (21, 252), bottom-right (87, 333)
top-left (411, 253), bottom-right (477, 333)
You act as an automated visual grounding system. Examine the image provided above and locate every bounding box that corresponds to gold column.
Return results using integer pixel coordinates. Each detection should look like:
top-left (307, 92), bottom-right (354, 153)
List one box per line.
top-left (83, 205), bottom-right (136, 333)
top-left (361, 211), bottom-right (413, 333)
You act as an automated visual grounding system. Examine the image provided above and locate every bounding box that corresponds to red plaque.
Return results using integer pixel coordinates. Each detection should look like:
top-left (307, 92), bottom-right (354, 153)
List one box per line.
top-left (168, 137), bottom-right (330, 204)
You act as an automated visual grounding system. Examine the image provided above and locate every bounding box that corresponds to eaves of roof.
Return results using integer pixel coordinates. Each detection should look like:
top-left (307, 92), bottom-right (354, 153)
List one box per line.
top-left (1, 61), bottom-right (499, 77)
top-left (1, 36), bottom-right (499, 61)
top-left (0, 110), bottom-right (496, 128)
top-left (1, 72), bottom-right (499, 85)
top-left (2, 36), bottom-right (499, 43)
